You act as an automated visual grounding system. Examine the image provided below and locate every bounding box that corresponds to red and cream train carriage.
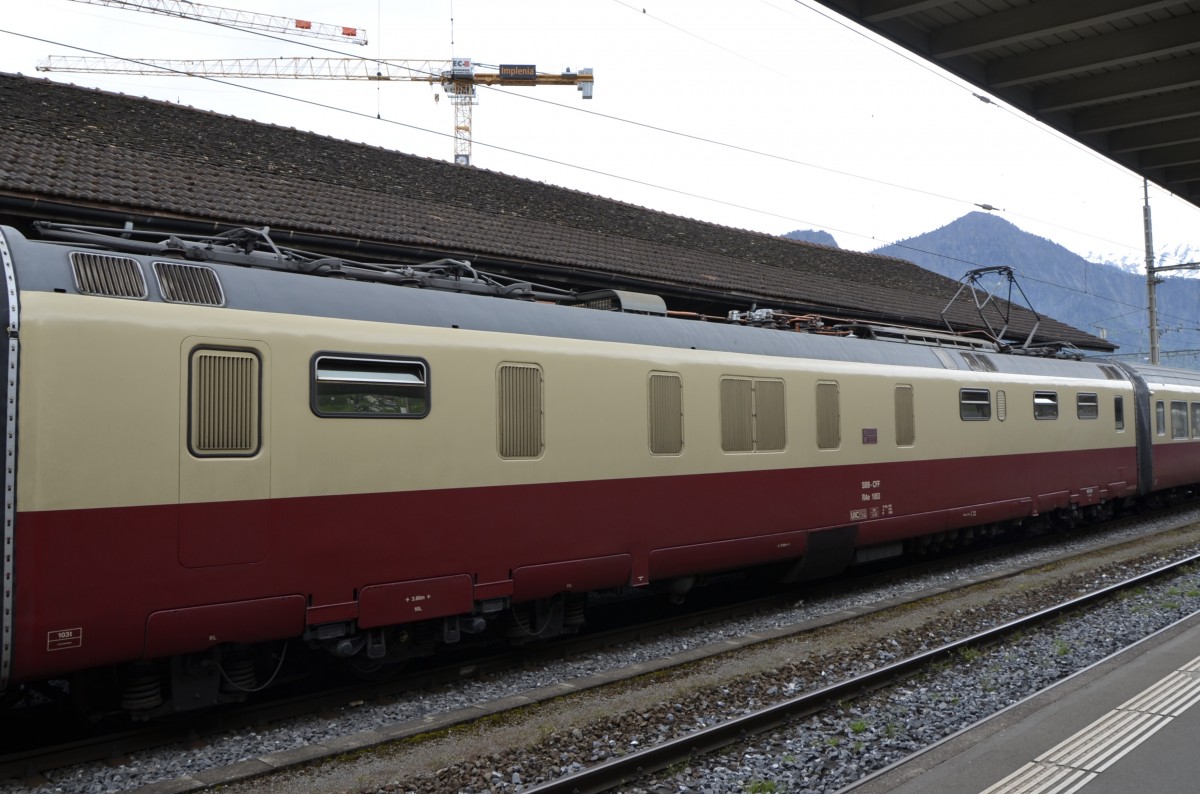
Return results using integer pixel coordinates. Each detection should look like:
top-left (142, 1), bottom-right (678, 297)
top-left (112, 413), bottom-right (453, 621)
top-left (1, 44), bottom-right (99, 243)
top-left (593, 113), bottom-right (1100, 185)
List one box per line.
top-left (0, 222), bottom-right (1196, 715)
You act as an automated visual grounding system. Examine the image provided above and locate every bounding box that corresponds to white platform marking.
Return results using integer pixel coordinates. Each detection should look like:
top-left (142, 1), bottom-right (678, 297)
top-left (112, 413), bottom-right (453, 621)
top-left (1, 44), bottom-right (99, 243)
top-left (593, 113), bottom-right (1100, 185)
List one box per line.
top-left (979, 653), bottom-right (1200, 793)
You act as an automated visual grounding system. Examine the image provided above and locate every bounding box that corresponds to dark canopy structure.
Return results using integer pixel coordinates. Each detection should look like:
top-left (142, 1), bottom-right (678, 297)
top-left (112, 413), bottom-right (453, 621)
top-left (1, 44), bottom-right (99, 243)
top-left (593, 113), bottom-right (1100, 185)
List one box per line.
top-left (811, 0), bottom-right (1200, 210)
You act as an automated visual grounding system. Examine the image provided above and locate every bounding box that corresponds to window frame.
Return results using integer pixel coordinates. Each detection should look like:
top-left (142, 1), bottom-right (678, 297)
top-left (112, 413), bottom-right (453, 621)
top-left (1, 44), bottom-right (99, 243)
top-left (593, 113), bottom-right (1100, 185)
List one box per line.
top-left (1033, 391), bottom-right (1059, 420)
top-left (959, 388), bottom-right (991, 421)
top-left (1076, 392), bottom-right (1099, 420)
top-left (1171, 400), bottom-right (1189, 439)
top-left (310, 352), bottom-right (430, 419)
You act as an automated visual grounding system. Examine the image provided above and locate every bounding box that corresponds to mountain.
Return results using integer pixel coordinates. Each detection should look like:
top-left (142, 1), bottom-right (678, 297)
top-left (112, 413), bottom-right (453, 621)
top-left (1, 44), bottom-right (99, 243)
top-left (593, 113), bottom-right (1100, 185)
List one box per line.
top-left (1081, 242), bottom-right (1200, 279)
top-left (870, 212), bottom-right (1200, 367)
top-left (784, 229), bottom-right (840, 248)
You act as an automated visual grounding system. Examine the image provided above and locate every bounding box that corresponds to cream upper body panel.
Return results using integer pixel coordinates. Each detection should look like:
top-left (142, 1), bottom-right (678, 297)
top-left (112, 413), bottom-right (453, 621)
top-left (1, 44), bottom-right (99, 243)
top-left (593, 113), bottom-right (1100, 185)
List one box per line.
top-left (17, 288), bottom-right (1134, 512)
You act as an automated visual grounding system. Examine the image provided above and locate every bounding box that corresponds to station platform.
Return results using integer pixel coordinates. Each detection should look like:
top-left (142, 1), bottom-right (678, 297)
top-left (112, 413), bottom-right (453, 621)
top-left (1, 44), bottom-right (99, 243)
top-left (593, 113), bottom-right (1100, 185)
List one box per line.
top-left (847, 610), bottom-right (1200, 794)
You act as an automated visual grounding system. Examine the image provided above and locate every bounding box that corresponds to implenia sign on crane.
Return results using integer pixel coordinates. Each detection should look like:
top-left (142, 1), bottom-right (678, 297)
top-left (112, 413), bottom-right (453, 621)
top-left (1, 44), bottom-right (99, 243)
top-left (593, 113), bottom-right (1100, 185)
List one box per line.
top-left (37, 56), bottom-right (595, 166)
top-left (67, 0), bottom-right (368, 45)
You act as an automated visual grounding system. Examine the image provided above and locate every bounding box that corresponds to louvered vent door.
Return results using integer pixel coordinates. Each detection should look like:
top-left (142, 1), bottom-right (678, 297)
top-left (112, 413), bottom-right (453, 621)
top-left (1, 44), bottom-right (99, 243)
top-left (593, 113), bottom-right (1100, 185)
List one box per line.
top-left (498, 363), bottom-right (544, 459)
top-left (648, 373), bottom-right (683, 455)
top-left (720, 378), bottom-right (754, 452)
top-left (191, 350), bottom-right (259, 455)
top-left (155, 262), bottom-right (225, 305)
top-left (179, 343), bottom-right (270, 568)
top-left (70, 252), bottom-right (147, 298)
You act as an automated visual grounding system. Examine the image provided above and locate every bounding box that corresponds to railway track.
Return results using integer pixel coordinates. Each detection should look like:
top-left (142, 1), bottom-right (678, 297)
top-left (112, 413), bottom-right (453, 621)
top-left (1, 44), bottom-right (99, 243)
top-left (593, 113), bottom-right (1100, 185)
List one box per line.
top-left (6, 509), bottom-right (1200, 792)
top-left (0, 548), bottom-right (996, 783)
top-left (524, 552), bottom-right (1200, 793)
top-left (0, 519), bottom-right (1061, 781)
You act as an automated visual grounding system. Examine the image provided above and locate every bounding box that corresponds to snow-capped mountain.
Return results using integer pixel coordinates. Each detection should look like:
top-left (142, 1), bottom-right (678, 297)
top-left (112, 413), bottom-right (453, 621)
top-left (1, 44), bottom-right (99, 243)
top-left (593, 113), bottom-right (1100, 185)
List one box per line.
top-left (870, 212), bottom-right (1200, 369)
top-left (1081, 242), bottom-right (1200, 277)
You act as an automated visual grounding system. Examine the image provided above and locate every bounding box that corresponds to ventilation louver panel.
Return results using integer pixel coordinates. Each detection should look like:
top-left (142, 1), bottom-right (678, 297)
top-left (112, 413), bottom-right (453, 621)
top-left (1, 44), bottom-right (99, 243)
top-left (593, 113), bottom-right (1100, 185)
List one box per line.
top-left (190, 350), bottom-right (260, 456)
top-left (70, 252), bottom-right (147, 299)
top-left (155, 262), bottom-right (225, 306)
top-left (754, 379), bottom-right (786, 451)
top-left (720, 378), bottom-right (754, 452)
top-left (648, 373), bottom-right (683, 455)
top-left (498, 363), bottom-right (544, 459)
top-left (816, 382), bottom-right (841, 449)
top-left (895, 385), bottom-right (915, 446)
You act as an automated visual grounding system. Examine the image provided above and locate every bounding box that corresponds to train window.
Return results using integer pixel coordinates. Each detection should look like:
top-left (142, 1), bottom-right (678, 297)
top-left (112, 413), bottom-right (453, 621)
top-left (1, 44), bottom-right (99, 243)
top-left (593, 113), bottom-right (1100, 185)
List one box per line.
top-left (1156, 401), bottom-right (1166, 436)
top-left (720, 377), bottom-right (786, 452)
top-left (816, 381), bottom-right (840, 449)
top-left (498, 363), bottom-right (544, 458)
top-left (959, 388), bottom-right (990, 421)
top-left (960, 352), bottom-right (997, 372)
top-left (1076, 393), bottom-right (1099, 420)
top-left (648, 372), bottom-right (684, 455)
top-left (1033, 391), bottom-right (1058, 420)
top-left (1171, 401), bottom-right (1189, 439)
top-left (312, 355), bottom-right (429, 418)
top-left (1115, 396), bottom-right (1125, 431)
top-left (895, 385), bottom-right (915, 446)
top-left (1192, 403), bottom-right (1200, 438)
top-left (189, 348), bottom-right (261, 457)
top-left (931, 349), bottom-right (957, 369)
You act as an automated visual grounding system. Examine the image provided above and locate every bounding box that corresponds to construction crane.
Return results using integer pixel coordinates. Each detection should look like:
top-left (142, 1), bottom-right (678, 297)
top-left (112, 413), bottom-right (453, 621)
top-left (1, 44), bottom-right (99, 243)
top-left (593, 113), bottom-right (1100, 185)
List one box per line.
top-left (37, 56), bottom-right (595, 166)
top-left (66, 0), bottom-right (368, 45)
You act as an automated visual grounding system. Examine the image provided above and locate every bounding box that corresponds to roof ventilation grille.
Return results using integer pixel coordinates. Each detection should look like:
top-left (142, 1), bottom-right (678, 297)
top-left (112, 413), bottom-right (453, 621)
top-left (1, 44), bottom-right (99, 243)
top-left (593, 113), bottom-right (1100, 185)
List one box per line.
top-left (70, 252), bottom-right (147, 299)
top-left (155, 262), bottom-right (225, 306)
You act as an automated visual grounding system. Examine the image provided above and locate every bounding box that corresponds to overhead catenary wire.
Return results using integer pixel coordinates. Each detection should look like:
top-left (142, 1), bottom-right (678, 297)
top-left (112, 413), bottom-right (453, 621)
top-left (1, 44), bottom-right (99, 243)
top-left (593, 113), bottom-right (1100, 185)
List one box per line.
top-left (6, 27), bottom-right (1194, 338)
top-left (5, 2), bottom-right (1200, 342)
top-left (21, 1), bottom-right (1170, 265)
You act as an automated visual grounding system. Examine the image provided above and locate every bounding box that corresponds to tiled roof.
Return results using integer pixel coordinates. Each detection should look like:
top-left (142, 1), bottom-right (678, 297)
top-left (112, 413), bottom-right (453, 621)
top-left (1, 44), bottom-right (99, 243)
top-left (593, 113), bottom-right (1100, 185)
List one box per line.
top-left (0, 71), bottom-right (1109, 350)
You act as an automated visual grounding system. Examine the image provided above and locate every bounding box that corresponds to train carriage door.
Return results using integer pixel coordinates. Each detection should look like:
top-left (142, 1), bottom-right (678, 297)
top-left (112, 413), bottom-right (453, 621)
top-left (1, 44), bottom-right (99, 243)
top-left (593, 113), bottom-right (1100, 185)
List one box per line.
top-left (1111, 362), bottom-right (1152, 495)
top-left (178, 339), bottom-right (271, 567)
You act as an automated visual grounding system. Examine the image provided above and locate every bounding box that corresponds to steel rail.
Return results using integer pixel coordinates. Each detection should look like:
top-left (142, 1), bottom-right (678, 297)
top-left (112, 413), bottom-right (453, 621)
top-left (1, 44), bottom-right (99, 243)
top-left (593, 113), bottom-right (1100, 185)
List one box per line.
top-left (0, 529), bottom-right (1046, 777)
top-left (524, 551), bottom-right (1200, 793)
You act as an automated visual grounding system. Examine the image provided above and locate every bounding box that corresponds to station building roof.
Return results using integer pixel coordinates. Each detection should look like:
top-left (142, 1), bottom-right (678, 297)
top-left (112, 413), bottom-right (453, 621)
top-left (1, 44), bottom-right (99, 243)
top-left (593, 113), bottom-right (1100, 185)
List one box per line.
top-left (0, 71), bottom-right (1112, 351)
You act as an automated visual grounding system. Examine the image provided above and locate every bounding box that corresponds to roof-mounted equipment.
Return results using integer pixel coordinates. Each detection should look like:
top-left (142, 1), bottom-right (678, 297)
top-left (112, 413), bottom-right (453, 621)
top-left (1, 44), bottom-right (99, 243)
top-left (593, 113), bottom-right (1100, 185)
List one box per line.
top-left (941, 265), bottom-right (1041, 349)
top-left (31, 221), bottom-right (577, 303)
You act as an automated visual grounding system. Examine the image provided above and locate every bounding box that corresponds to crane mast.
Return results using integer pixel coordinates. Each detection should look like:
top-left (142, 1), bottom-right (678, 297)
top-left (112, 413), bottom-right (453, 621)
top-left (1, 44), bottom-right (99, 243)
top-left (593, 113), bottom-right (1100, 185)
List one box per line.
top-left (66, 0), bottom-right (368, 45)
top-left (37, 56), bottom-right (595, 166)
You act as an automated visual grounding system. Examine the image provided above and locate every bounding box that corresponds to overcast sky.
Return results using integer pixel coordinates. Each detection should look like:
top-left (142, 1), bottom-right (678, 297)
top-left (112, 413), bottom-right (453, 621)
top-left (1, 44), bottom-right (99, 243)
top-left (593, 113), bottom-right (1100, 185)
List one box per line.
top-left (3, 0), bottom-right (1199, 268)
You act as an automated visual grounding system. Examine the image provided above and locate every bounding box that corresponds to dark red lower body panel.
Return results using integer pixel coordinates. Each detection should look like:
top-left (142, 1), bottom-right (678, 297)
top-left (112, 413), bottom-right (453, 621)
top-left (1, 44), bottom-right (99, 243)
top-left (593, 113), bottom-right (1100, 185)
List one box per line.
top-left (11, 446), bottom-right (1139, 683)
